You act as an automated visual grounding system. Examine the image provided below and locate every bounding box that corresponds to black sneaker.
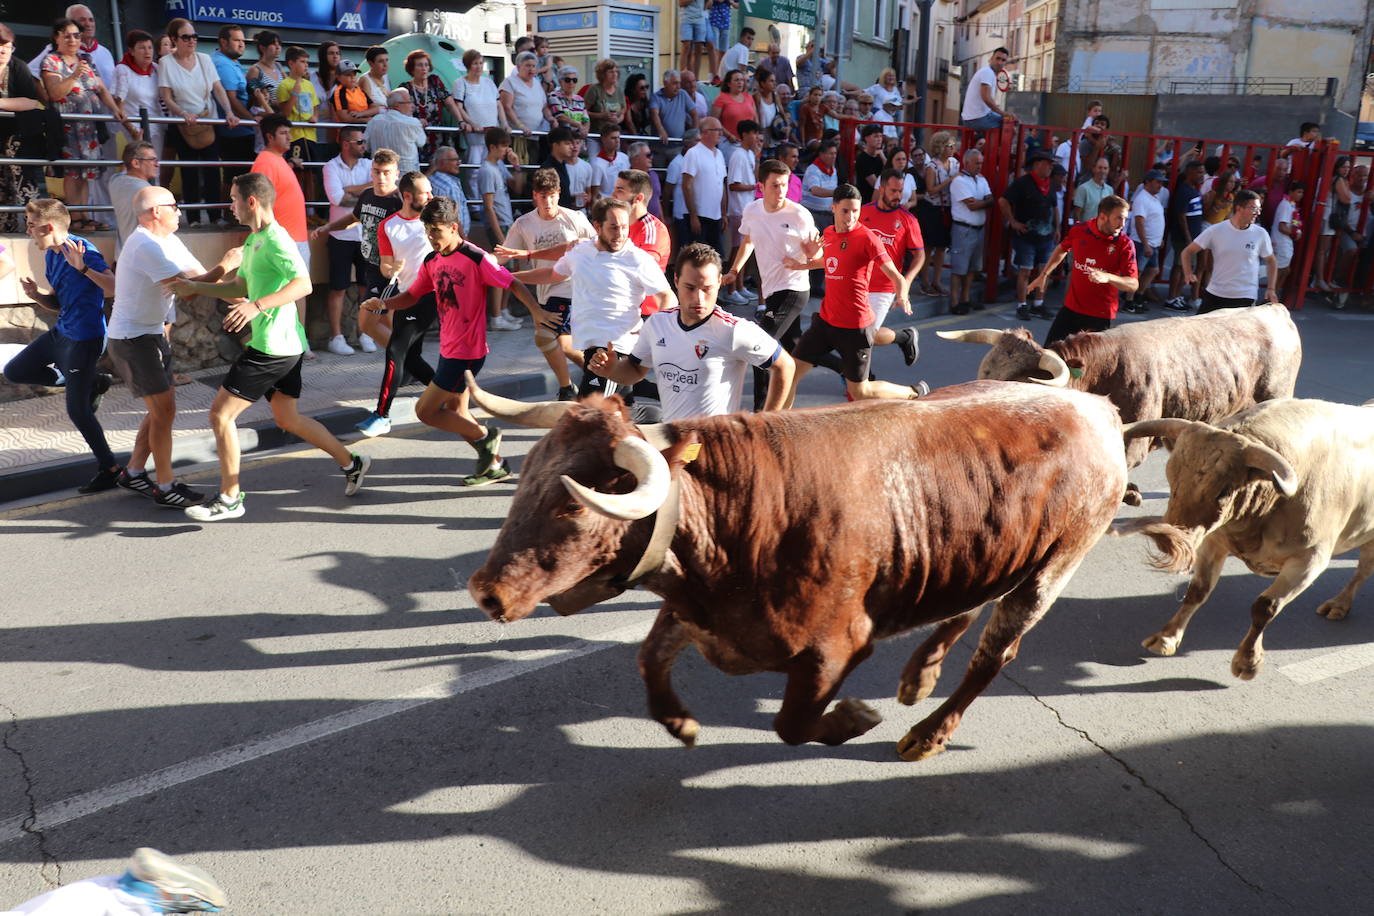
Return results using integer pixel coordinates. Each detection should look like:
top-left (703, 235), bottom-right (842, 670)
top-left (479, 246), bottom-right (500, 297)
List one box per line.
top-left (472, 426), bottom-right (502, 476)
top-left (1163, 297), bottom-right (1191, 312)
top-left (117, 468), bottom-right (158, 499)
top-left (343, 453), bottom-right (372, 497)
top-left (461, 459), bottom-right (512, 487)
top-left (557, 385), bottom-right (578, 401)
top-left (950, 301), bottom-right (970, 316)
top-left (1030, 304), bottom-right (1053, 319)
top-left (1016, 305), bottom-right (1032, 321)
top-left (90, 372), bottom-right (113, 412)
top-left (154, 480), bottom-right (207, 508)
top-left (78, 466), bottom-right (121, 494)
top-left (1123, 302), bottom-right (1147, 314)
top-left (896, 327), bottom-right (919, 366)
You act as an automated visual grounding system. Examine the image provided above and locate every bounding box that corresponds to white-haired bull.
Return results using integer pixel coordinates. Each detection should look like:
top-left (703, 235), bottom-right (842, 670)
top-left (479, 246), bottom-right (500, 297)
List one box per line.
top-left (1114, 399), bottom-right (1374, 679)
top-left (466, 375), bottom-right (1127, 760)
top-left (937, 304), bottom-right (1301, 505)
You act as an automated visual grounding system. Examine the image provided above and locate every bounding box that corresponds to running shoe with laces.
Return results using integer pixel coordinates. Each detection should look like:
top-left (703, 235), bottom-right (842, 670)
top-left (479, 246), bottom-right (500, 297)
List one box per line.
top-left (79, 466), bottom-right (122, 494)
top-left (117, 468), bottom-right (158, 499)
top-left (1164, 296), bottom-right (1191, 312)
top-left (461, 459), bottom-right (511, 487)
top-left (358, 333), bottom-right (378, 353)
top-left (154, 480), bottom-right (207, 508)
top-left (185, 492), bottom-right (245, 521)
top-left (344, 453), bottom-right (372, 496)
top-left (557, 385), bottom-right (578, 401)
top-left (121, 846), bottom-right (227, 913)
top-left (327, 334), bottom-right (355, 356)
top-left (472, 426), bottom-right (503, 476)
top-left (896, 327), bottom-right (919, 366)
top-left (355, 412), bottom-right (392, 437)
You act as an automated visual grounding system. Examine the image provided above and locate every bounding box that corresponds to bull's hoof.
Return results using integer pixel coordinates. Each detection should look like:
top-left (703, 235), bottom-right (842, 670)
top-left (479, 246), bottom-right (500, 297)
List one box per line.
top-left (897, 667), bottom-right (941, 706)
top-left (896, 727), bottom-right (947, 761)
top-left (1142, 632), bottom-right (1181, 656)
top-left (825, 697), bottom-right (883, 739)
top-left (1316, 598), bottom-right (1352, 620)
top-left (662, 717), bottom-right (700, 747)
top-left (1230, 651), bottom-right (1263, 681)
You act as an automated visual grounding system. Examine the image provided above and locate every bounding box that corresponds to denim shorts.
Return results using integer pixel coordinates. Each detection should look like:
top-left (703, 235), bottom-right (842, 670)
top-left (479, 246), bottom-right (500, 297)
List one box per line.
top-left (949, 223), bottom-right (985, 275)
top-left (1010, 232), bottom-right (1055, 270)
top-left (679, 21), bottom-right (710, 43)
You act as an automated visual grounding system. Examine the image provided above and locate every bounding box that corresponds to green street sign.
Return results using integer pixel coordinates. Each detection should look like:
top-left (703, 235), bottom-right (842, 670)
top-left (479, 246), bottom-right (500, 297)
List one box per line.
top-left (741, 0), bottom-right (820, 29)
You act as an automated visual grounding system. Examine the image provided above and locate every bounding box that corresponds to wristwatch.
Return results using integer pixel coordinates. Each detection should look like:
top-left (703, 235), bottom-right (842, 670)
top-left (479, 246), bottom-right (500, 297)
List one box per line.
top-left (80, 263), bottom-right (90, 275)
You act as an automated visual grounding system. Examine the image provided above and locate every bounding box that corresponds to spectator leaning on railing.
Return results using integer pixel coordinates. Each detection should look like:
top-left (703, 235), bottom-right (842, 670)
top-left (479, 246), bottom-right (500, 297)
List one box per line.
top-left (584, 58), bottom-right (627, 156)
top-left (454, 48), bottom-right (506, 184)
top-left (500, 51), bottom-right (551, 162)
top-left (113, 30), bottom-right (162, 157)
top-left (366, 89), bottom-right (426, 175)
top-left (405, 48), bottom-right (462, 165)
top-left (210, 24), bottom-right (257, 204)
top-left (548, 65), bottom-right (590, 137)
top-left (358, 45), bottom-right (391, 108)
top-left (160, 17), bottom-right (239, 227)
top-left (0, 24), bottom-right (46, 233)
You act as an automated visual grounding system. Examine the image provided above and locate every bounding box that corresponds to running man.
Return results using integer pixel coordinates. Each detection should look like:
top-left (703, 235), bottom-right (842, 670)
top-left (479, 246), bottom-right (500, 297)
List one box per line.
top-left (165, 173), bottom-right (372, 520)
top-left (589, 243), bottom-right (795, 420)
top-left (859, 168), bottom-right (924, 361)
top-left (355, 169), bottom-right (435, 437)
top-left (360, 197), bottom-right (546, 487)
top-left (1028, 194), bottom-right (1138, 347)
top-left (311, 147), bottom-right (403, 320)
top-left (781, 183), bottom-right (928, 407)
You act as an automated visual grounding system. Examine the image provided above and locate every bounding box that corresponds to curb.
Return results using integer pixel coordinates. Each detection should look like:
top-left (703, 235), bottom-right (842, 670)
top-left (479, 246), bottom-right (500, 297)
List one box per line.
top-left (0, 369), bottom-right (557, 506)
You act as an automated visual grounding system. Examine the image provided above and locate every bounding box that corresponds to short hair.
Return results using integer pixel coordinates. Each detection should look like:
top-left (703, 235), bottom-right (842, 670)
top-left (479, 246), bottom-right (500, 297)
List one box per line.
top-left (121, 140), bottom-right (155, 167)
top-left (1234, 189), bottom-right (1261, 209)
top-left (1093, 115), bottom-right (1110, 128)
top-left (594, 58), bottom-right (617, 80)
top-left (0, 24), bottom-right (13, 44)
top-left (833, 183), bottom-right (862, 204)
top-left (387, 89), bottom-right (411, 107)
top-left (778, 143), bottom-right (799, 159)
top-left (215, 24), bottom-right (242, 42)
top-left (1300, 121), bottom-right (1319, 134)
top-left (661, 69), bottom-right (679, 82)
top-left (590, 196), bottom-right (630, 224)
top-left (1097, 194), bottom-right (1128, 216)
top-left (26, 198), bottom-right (70, 229)
top-left (404, 49), bottom-right (431, 75)
top-left (879, 167), bottom-right (905, 185)
top-left (371, 148), bottom-right (399, 169)
top-left (547, 126), bottom-right (575, 145)
top-left (339, 124), bottom-right (363, 142)
top-left (398, 170), bottom-right (426, 196)
top-left (737, 120), bottom-right (761, 137)
top-left (285, 46), bottom-right (308, 64)
top-left (126, 28), bottom-right (153, 49)
top-left (253, 30), bottom-right (279, 49)
top-left (860, 124), bottom-right (884, 140)
top-left (421, 196), bottom-right (462, 227)
top-left (626, 141), bottom-right (651, 159)
top-left (462, 48), bottom-right (483, 68)
top-left (740, 27), bottom-right (756, 39)
top-left (484, 126), bottom-right (511, 148)
top-left (1203, 155), bottom-right (1221, 174)
top-left (618, 168), bottom-right (652, 199)
top-left (163, 18), bottom-right (189, 43)
top-left (259, 113), bottom-right (290, 140)
top-left (601, 123), bottom-right (622, 137)
top-left (992, 46), bottom-right (1010, 56)
top-left (1184, 159), bottom-right (1205, 171)
top-left (52, 17), bottom-right (82, 43)
top-left (758, 158), bottom-right (791, 179)
top-left (514, 51), bottom-right (537, 67)
top-left (234, 171), bottom-right (276, 208)
top-left (531, 168), bottom-right (561, 194)
top-left (1288, 180), bottom-right (1306, 193)
top-left (1086, 99), bottom-right (1103, 110)
top-left (365, 45), bottom-right (388, 64)
top-left (676, 242), bottom-right (722, 274)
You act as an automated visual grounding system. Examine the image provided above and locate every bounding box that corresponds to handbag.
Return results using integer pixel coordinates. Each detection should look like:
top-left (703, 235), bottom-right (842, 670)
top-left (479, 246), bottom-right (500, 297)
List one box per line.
top-left (178, 113), bottom-right (215, 150)
top-left (1328, 198), bottom-right (1351, 232)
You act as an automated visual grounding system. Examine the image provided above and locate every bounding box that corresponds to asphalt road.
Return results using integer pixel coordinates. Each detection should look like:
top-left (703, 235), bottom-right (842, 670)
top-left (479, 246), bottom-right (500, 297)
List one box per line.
top-left (2, 301), bottom-right (1372, 914)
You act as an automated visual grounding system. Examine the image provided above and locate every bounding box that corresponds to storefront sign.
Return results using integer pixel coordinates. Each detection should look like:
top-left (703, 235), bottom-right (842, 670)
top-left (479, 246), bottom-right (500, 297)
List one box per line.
top-left (740, 0), bottom-right (819, 29)
top-left (537, 11), bottom-right (597, 32)
top-left (165, 0), bottom-right (389, 34)
top-left (608, 11), bottom-right (653, 33)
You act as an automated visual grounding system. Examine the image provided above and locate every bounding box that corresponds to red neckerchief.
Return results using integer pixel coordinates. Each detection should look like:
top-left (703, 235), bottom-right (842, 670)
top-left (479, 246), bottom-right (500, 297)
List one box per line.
top-left (120, 51), bottom-right (153, 76)
top-left (815, 160), bottom-right (834, 176)
top-left (81, 39), bottom-right (100, 55)
top-left (1032, 172), bottom-right (1051, 195)
top-left (597, 149), bottom-right (617, 163)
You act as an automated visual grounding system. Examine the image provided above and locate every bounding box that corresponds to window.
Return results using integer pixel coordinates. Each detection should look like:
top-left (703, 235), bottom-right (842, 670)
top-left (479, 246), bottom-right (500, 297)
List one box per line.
top-left (874, 0), bottom-right (889, 40)
top-left (1044, 21), bottom-right (1054, 41)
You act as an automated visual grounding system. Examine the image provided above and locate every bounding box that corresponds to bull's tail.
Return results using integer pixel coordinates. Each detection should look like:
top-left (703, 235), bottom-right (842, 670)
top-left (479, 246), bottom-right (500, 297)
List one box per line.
top-left (1110, 517), bottom-right (1199, 574)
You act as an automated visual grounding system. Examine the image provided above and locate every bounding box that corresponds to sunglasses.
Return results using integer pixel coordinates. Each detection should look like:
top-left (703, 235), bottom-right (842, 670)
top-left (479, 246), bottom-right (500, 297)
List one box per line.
top-left (561, 76), bottom-right (576, 82)
top-left (177, 34), bottom-right (196, 41)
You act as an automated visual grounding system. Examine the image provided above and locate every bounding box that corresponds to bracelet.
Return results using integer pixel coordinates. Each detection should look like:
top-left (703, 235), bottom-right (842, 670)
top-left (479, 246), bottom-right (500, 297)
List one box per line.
top-left (254, 301), bottom-right (263, 313)
top-left (80, 263), bottom-right (90, 275)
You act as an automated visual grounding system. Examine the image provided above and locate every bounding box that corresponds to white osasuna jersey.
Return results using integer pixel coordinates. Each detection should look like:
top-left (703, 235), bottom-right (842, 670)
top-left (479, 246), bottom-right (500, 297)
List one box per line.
top-left (631, 307), bottom-right (782, 421)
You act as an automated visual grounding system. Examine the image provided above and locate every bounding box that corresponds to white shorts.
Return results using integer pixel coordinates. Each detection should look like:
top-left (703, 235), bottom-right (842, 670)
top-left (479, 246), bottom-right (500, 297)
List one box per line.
top-left (296, 240), bottom-right (312, 271)
top-left (868, 291), bottom-right (896, 329)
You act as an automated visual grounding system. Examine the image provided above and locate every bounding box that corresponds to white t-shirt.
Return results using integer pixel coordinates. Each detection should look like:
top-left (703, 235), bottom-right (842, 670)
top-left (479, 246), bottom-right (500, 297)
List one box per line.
top-left (592, 151), bottom-right (630, 198)
top-left (456, 76), bottom-right (501, 129)
top-left (112, 63), bottom-right (161, 139)
top-left (949, 172), bottom-right (991, 226)
top-left (961, 66), bottom-right (999, 121)
top-left (5, 874), bottom-right (161, 916)
top-left (722, 43), bottom-right (751, 76)
top-left (867, 83), bottom-right (902, 113)
top-left (687, 89), bottom-right (709, 120)
top-left (738, 198), bottom-right (816, 297)
top-left (553, 240), bottom-right (671, 351)
top-left (377, 211), bottom-right (432, 289)
top-left (631, 307), bottom-right (782, 421)
top-left (1285, 137), bottom-right (1315, 150)
top-left (1129, 186), bottom-right (1166, 245)
top-left (682, 143), bottom-right (728, 220)
top-left (499, 74), bottom-right (548, 132)
top-left (726, 147), bottom-right (757, 219)
top-left (1270, 198), bottom-right (1295, 265)
top-left (563, 157), bottom-right (595, 207)
top-left (504, 207), bottom-right (595, 300)
top-left (322, 155), bottom-right (370, 242)
top-left (157, 52), bottom-right (218, 117)
top-left (1054, 140), bottom-right (1073, 172)
top-left (109, 228), bottom-right (205, 339)
top-left (1195, 220), bottom-right (1274, 300)
top-left (666, 154), bottom-right (688, 220)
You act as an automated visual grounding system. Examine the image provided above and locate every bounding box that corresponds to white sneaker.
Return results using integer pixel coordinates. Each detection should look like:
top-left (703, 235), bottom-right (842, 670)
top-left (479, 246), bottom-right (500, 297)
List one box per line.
top-left (327, 334), bottom-right (355, 356)
top-left (500, 309), bottom-right (524, 328)
top-left (489, 314), bottom-right (521, 331)
top-left (358, 333), bottom-right (378, 353)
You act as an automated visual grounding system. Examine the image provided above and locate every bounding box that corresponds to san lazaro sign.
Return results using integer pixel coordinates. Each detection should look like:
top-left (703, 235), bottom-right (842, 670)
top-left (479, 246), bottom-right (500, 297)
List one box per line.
top-left (164, 0), bottom-right (389, 34)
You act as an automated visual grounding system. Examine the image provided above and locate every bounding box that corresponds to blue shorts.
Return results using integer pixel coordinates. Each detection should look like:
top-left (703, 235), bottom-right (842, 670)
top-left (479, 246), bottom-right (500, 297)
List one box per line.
top-left (432, 356), bottom-right (487, 394)
top-left (1133, 238), bottom-right (1161, 271)
top-left (680, 22), bottom-right (710, 43)
top-left (1010, 233), bottom-right (1055, 270)
top-left (961, 112), bottom-right (1004, 131)
top-left (712, 26), bottom-right (730, 49)
top-left (541, 296), bottom-right (572, 337)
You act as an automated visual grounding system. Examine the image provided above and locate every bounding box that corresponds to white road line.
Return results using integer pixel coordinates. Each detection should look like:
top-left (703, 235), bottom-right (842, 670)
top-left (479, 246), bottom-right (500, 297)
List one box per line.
top-left (1280, 643), bottom-right (1374, 684)
top-left (0, 619), bottom-right (652, 846)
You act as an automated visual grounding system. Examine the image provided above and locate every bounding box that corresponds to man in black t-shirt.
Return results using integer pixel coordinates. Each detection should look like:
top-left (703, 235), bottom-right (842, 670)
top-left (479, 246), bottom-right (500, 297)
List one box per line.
top-left (1000, 151), bottom-right (1058, 320)
top-left (312, 148), bottom-right (403, 297)
top-left (854, 124), bottom-right (887, 204)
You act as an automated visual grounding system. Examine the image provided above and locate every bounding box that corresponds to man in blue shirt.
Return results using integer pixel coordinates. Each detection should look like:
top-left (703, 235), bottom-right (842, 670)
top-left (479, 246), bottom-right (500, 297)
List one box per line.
top-left (212, 24), bottom-right (257, 215)
top-left (3, 199), bottom-right (122, 492)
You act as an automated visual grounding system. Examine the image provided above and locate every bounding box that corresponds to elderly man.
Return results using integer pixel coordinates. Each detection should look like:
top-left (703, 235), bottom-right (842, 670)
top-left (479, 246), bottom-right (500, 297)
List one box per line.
top-left (626, 141), bottom-right (663, 219)
top-left (758, 43), bottom-right (794, 90)
top-left (109, 141), bottom-right (160, 249)
top-left (650, 69), bottom-right (695, 154)
top-left (681, 117), bottom-right (729, 257)
top-left (426, 146), bottom-right (472, 234)
top-left (29, 4), bottom-right (112, 84)
top-left (1072, 157), bottom-right (1112, 223)
top-left (366, 89), bottom-right (427, 174)
top-left (948, 148), bottom-right (994, 314)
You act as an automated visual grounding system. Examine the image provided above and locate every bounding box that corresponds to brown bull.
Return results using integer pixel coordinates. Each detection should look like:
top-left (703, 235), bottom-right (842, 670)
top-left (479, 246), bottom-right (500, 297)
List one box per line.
top-left (938, 304), bottom-right (1301, 504)
top-left (467, 376), bottom-right (1127, 760)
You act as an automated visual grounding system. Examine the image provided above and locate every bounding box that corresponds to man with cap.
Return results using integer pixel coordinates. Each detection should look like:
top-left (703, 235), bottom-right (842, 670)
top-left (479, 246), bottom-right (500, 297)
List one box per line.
top-left (1124, 169), bottom-right (1168, 313)
top-left (999, 150), bottom-right (1059, 320)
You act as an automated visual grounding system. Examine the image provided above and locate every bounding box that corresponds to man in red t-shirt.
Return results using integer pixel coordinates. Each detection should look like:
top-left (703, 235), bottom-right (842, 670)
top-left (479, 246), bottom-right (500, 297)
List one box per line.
top-left (860, 168), bottom-right (926, 366)
top-left (782, 183), bottom-right (928, 405)
top-left (1029, 193), bottom-right (1138, 347)
top-left (612, 168), bottom-right (672, 315)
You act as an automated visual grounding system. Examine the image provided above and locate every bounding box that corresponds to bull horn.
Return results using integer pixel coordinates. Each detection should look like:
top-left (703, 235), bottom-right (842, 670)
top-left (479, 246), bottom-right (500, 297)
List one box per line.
top-left (561, 437), bottom-right (671, 521)
top-left (465, 371), bottom-right (577, 428)
top-left (1030, 348), bottom-right (1071, 387)
top-left (1243, 442), bottom-right (1299, 498)
top-left (636, 423), bottom-right (676, 451)
top-left (1122, 419), bottom-right (1206, 443)
top-left (936, 328), bottom-right (1006, 346)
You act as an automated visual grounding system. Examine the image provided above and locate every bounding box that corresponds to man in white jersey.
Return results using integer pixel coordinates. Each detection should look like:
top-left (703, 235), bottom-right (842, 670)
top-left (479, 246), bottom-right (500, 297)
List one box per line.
top-left (590, 243), bottom-right (794, 419)
top-left (512, 197), bottom-right (674, 399)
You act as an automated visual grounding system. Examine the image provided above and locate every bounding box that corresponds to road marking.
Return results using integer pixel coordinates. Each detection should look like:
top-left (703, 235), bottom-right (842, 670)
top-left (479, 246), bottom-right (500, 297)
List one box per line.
top-left (1279, 643), bottom-right (1374, 684)
top-left (0, 619), bottom-right (652, 846)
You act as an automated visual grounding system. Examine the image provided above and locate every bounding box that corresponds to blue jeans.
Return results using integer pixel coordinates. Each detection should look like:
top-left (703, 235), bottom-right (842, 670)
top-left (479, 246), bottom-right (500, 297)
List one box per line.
top-left (961, 112), bottom-right (1004, 130)
top-left (4, 329), bottom-right (116, 470)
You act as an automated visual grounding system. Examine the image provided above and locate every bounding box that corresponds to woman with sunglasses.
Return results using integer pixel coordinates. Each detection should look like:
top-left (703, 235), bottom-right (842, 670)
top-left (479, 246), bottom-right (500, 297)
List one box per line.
top-left (158, 18), bottom-right (239, 227)
top-left (547, 66), bottom-right (589, 136)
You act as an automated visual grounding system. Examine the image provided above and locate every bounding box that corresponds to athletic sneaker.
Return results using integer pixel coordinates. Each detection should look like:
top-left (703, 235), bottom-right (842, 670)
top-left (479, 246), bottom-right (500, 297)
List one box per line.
top-left (1164, 297), bottom-right (1191, 312)
top-left (461, 459), bottom-right (511, 487)
top-left (499, 308), bottom-right (524, 328)
top-left (78, 466), bottom-right (122, 494)
top-left (116, 468), bottom-right (158, 499)
top-left (1029, 304), bottom-right (1053, 319)
top-left (1123, 302), bottom-right (1148, 314)
top-left (343, 453), bottom-right (372, 496)
top-left (1016, 304), bottom-right (1032, 321)
top-left (896, 327), bottom-right (919, 366)
top-left (355, 412), bottom-right (392, 437)
top-left (90, 371), bottom-right (113, 411)
top-left (186, 492), bottom-right (245, 521)
top-left (557, 385), bottom-right (578, 401)
top-left (951, 301), bottom-right (971, 316)
top-left (123, 847), bottom-right (227, 913)
top-left (327, 334), bottom-right (355, 356)
top-left (358, 333), bottom-right (378, 353)
top-left (909, 380), bottom-right (932, 398)
top-left (472, 426), bottom-right (502, 476)
top-left (154, 480), bottom-right (207, 508)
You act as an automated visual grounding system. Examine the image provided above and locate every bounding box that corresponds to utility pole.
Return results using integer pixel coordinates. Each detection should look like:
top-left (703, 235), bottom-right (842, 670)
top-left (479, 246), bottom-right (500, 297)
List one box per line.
top-left (914, 0), bottom-right (934, 123)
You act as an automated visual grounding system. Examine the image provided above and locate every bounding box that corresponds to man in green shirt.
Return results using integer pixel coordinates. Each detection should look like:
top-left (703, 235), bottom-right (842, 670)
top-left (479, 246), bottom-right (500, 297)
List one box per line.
top-left (166, 172), bottom-right (372, 521)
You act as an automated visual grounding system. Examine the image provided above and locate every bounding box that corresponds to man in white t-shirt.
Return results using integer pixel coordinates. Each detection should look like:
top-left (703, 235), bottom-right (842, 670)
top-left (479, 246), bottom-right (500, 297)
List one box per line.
top-left (1285, 122), bottom-right (1321, 150)
top-left (590, 124), bottom-right (630, 203)
top-left (664, 128), bottom-right (700, 241)
top-left (960, 46), bottom-right (1013, 130)
top-left (723, 119), bottom-right (763, 304)
top-left (682, 117), bottom-right (730, 258)
top-left (1182, 189), bottom-right (1277, 312)
top-left (721, 27), bottom-right (754, 78)
top-left (948, 149), bottom-right (994, 313)
top-left (108, 187), bottom-right (236, 508)
top-left (1270, 181), bottom-right (1304, 296)
top-left (590, 242), bottom-right (793, 420)
top-left (514, 197), bottom-right (675, 400)
top-left (1123, 169), bottom-right (1167, 314)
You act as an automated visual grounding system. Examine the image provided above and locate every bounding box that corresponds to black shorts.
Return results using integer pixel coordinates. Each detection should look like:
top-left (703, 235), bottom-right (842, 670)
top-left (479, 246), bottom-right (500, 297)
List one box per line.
top-left (326, 237), bottom-right (366, 291)
top-left (541, 296), bottom-right (572, 336)
top-left (793, 314), bottom-right (874, 383)
top-left (289, 137), bottom-right (320, 166)
top-left (222, 348), bottom-right (304, 402)
top-left (1199, 291), bottom-right (1254, 313)
top-left (108, 334), bottom-right (174, 398)
top-left (1044, 307), bottom-right (1111, 348)
top-left (432, 356), bottom-right (486, 393)
top-left (364, 263), bottom-right (388, 298)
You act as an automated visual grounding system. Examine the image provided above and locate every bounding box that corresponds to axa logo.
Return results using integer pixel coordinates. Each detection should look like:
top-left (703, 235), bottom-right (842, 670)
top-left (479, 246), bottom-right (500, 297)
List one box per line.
top-left (337, 12), bottom-right (364, 30)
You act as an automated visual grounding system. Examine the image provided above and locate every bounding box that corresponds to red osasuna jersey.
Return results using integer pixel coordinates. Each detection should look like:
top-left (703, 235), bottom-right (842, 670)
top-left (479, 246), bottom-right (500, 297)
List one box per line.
top-left (630, 213), bottom-right (672, 315)
top-left (819, 223), bottom-right (891, 329)
top-left (859, 202), bottom-right (925, 294)
top-left (1058, 220), bottom-right (1138, 319)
